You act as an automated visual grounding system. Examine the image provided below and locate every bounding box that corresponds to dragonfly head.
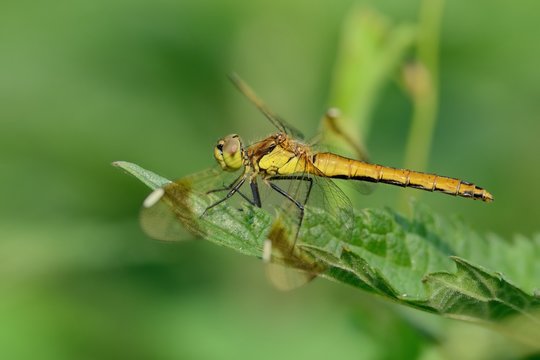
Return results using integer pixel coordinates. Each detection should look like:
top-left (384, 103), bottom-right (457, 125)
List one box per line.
top-left (214, 134), bottom-right (244, 172)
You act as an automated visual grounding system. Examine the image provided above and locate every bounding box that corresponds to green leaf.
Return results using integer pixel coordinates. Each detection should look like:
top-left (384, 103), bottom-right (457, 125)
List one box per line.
top-left (112, 161), bottom-right (170, 189)
top-left (114, 161), bottom-right (540, 333)
top-left (420, 257), bottom-right (539, 322)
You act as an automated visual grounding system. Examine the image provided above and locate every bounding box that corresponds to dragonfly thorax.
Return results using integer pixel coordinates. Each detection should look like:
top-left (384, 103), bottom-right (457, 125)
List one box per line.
top-left (214, 134), bottom-right (244, 172)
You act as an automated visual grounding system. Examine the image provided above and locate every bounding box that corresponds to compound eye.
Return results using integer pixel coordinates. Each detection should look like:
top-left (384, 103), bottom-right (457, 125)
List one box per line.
top-left (214, 135), bottom-right (243, 172)
top-left (216, 142), bottom-right (224, 154)
top-left (223, 138), bottom-right (239, 156)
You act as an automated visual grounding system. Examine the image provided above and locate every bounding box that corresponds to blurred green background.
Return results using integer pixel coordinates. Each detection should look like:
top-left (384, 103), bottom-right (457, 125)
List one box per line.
top-left (1, 0), bottom-right (539, 359)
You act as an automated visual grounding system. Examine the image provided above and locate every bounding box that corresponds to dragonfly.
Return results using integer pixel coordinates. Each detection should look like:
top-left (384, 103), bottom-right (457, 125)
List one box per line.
top-left (140, 74), bottom-right (493, 289)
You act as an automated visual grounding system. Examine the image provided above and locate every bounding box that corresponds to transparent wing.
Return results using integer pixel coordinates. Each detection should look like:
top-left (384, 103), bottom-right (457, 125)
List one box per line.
top-left (262, 221), bottom-right (321, 291)
top-left (139, 168), bottom-right (242, 242)
top-left (320, 108), bottom-right (370, 162)
top-left (140, 184), bottom-right (197, 242)
top-left (262, 154), bottom-right (355, 290)
top-left (139, 165), bottom-right (323, 290)
top-left (229, 73), bottom-right (305, 140)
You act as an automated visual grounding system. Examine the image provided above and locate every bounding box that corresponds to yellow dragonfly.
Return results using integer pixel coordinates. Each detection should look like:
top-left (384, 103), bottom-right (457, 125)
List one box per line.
top-left (140, 74), bottom-right (493, 289)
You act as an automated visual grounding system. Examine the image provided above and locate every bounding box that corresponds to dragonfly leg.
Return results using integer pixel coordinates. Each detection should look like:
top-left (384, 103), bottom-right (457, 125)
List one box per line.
top-left (206, 175), bottom-right (258, 207)
top-left (268, 176), bottom-right (313, 207)
top-left (207, 187), bottom-right (255, 206)
top-left (206, 187), bottom-right (230, 195)
top-left (201, 176), bottom-right (247, 217)
top-left (250, 178), bottom-right (262, 208)
top-left (267, 181), bottom-right (306, 250)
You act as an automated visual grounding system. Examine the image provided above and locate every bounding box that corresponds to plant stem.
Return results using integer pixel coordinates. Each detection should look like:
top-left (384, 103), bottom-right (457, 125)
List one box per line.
top-left (399, 0), bottom-right (445, 210)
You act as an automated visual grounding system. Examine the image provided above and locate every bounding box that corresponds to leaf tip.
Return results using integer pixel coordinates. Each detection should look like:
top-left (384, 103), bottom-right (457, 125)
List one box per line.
top-left (111, 160), bottom-right (129, 168)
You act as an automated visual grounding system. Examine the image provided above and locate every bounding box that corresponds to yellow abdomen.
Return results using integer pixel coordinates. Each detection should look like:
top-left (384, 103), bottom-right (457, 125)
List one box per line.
top-left (312, 152), bottom-right (493, 202)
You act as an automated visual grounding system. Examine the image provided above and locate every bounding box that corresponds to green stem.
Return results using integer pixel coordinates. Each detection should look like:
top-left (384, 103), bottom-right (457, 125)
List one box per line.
top-left (399, 0), bottom-right (445, 209)
top-left (324, 6), bottom-right (415, 161)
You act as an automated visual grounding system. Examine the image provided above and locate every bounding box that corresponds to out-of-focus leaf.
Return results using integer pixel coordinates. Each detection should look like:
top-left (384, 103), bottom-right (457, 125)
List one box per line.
top-left (325, 6), bottom-right (416, 159)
